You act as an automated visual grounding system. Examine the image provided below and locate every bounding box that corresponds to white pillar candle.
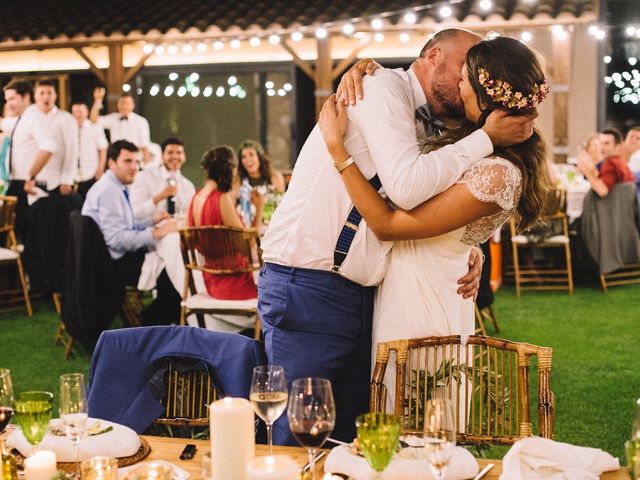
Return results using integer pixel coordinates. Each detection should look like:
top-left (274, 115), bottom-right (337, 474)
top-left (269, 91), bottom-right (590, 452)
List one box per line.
top-left (210, 397), bottom-right (255, 480)
top-left (24, 450), bottom-right (57, 480)
top-left (246, 455), bottom-right (299, 480)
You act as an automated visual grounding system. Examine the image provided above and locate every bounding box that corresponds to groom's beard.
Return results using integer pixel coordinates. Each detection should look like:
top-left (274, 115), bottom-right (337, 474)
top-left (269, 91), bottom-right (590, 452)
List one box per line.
top-left (431, 68), bottom-right (466, 120)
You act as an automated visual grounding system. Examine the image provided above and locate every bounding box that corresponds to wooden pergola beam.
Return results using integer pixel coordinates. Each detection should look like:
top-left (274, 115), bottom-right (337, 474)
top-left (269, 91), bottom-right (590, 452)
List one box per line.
top-left (280, 40), bottom-right (315, 79)
top-left (123, 50), bottom-right (154, 85)
top-left (73, 47), bottom-right (106, 84)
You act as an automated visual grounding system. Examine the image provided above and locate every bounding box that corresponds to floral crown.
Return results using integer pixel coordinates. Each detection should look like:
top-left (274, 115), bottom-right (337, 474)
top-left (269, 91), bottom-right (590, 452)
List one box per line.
top-left (477, 67), bottom-right (549, 110)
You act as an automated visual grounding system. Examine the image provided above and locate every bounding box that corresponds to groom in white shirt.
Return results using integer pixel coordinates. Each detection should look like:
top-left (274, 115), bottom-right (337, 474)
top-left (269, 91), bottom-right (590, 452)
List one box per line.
top-left (259, 28), bottom-right (535, 444)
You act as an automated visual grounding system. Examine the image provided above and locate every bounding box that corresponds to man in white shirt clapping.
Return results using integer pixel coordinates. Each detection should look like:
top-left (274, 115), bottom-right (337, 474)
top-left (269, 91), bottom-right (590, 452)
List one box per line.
top-left (34, 79), bottom-right (78, 196)
top-left (3, 79), bottom-right (55, 240)
top-left (71, 101), bottom-right (108, 199)
top-left (130, 137), bottom-right (196, 221)
top-left (90, 87), bottom-right (152, 166)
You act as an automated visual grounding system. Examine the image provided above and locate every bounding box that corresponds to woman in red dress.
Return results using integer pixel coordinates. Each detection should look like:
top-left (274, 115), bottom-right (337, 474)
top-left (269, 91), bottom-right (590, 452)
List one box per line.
top-left (188, 146), bottom-right (263, 299)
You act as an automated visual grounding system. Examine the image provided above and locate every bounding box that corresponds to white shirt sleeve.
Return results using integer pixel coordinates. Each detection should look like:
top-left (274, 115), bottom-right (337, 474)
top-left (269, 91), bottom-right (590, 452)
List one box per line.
top-left (95, 124), bottom-right (108, 150)
top-left (32, 113), bottom-right (57, 154)
top-left (350, 71), bottom-right (493, 210)
top-left (138, 117), bottom-right (151, 148)
top-left (97, 114), bottom-right (114, 130)
top-left (60, 114), bottom-right (79, 185)
top-left (129, 170), bottom-right (156, 220)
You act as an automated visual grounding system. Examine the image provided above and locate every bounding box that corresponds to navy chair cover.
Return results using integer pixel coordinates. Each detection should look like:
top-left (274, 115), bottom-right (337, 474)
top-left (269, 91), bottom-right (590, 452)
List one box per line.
top-left (87, 325), bottom-right (266, 433)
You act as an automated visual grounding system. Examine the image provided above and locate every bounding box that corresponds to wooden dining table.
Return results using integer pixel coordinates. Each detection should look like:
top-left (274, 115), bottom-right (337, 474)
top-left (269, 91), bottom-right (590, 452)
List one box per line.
top-left (142, 435), bottom-right (630, 479)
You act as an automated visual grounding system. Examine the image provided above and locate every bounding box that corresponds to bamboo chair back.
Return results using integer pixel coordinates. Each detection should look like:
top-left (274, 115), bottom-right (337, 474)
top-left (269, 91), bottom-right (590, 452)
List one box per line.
top-left (371, 335), bottom-right (554, 445)
top-left (155, 360), bottom-right (219, 427)
top-left (180, 225), bottom-right (261, 277)
top-left (0, 196), bottom-right (17, 245)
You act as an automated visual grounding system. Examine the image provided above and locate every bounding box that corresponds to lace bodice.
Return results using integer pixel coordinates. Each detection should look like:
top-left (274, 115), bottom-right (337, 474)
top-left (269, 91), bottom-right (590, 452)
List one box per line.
top-left (456, 156), bottom-right (522, 245)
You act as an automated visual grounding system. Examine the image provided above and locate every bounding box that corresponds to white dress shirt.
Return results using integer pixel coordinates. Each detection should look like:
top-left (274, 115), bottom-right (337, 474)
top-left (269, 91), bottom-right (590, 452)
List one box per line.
top-left (129, 164), bottom-right (196, 220)
top-left (40, 106), bottom-right (78, 189)
top-left (0, 117), bottom-right (17, 134)
top-left (97, 112), bottom-right (150, 148)
top-left (261, 67), bottom-right (493, 287)
top-left (77, 119), bottom-right (108, 181)
top-left (7, 104), bottom-right (56, 181)
top-left (628, 149), bottom-right (640, 173)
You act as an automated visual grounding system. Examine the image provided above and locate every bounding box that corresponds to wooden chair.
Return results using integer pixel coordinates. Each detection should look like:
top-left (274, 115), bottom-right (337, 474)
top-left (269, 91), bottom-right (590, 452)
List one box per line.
top-left (154, 360), bottom-right (219, 427)
top-left (52, 292), bottom-right (74, 359)
top-left (371, 335), bottom-right (554, 445)
top-left (474, 305), bottom-right (500, 336)
top-left (510, 189), bottom-right (574, 296)
top-left (600, 264), bottom-right (640, 292)
top-left (0, 196), bottom-right (32, 316)
top-left (179, 226), bottom-right (262, 340)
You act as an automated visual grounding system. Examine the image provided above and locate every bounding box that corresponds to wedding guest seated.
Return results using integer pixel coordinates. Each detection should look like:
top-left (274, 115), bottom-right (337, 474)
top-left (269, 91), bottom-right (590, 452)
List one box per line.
top-left (599, 128), bottom-right (623, 161)
top-left (577, 133), bottom-right (635, 198)
top-left (187, 146), bottom-right (263, 333)
top-left (130, 137), bottom-right (196, 221)
top-left (82, 140), bottom-right (181, 325)
top-left (238, 139), bottom-right (286, 192)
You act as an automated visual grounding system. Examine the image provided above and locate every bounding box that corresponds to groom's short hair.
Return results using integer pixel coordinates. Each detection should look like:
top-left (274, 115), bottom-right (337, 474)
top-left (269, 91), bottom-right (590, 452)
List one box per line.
top-left (418, 28), bottom-right (477, 58)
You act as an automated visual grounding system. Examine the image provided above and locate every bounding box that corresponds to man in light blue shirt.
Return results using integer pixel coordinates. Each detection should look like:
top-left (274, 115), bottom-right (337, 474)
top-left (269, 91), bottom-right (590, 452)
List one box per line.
top-left (82, 140), bottom-right (181, 325)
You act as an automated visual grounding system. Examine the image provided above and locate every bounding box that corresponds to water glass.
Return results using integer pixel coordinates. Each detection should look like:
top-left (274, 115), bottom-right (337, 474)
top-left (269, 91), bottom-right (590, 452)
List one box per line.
top-left (423, 398), bottom-right (456, 480)
top-left (250, 365), bottom-right (288, 457)
top-left (14, 391), bottom-right (54, 449)
top-left (59, 373), bottom-right (88, 469)
top-left (288, 378), bottom-right (335, 480)
top-left (356, 413), bottom-right (401, 474)
top-left (0, 369), bottom-right (14, 432)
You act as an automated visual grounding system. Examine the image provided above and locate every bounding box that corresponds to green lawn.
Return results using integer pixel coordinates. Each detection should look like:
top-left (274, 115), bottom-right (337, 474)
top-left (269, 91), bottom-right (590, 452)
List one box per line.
top-left (0, 284), bottom-right (638, 461)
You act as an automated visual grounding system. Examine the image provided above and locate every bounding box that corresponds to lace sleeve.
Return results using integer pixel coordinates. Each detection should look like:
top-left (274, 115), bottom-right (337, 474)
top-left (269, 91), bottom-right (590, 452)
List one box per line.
top-left (457, 157), bottom-right (522, 211)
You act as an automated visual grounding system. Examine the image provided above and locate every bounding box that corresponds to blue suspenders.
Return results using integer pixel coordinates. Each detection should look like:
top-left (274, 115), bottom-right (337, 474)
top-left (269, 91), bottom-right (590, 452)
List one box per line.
top-left (332, 174), bottom-right (383, 273)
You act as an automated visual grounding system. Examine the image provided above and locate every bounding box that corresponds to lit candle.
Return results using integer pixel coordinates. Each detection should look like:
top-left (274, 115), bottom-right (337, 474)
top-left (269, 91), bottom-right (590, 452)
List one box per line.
top-left (24, 450), bottom-right (57, 480)
top-left (246, 455), bottom-right (299, 480)
top-left (210, 397), bottom-right (255, 480)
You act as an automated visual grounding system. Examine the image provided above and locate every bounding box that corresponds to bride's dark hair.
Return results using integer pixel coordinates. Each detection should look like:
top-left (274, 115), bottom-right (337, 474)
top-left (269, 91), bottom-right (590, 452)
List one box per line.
top-left (427, 36), bottom-right (552, 232)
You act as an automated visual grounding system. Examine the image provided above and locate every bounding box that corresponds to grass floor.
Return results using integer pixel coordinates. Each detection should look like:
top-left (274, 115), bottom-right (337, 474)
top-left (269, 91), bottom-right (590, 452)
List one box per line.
top-left (0, 283), bottom-right (639, 461)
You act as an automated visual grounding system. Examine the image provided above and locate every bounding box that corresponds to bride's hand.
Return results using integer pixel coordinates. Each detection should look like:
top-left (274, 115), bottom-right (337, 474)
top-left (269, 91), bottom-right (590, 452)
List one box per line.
top-left (319, 94), bottom-right (349, 160)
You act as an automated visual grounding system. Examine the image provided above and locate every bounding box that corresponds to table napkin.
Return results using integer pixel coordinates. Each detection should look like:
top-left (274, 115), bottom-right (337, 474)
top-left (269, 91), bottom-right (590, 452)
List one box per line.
top-left (118, 460), bottom-right (190, 480)
top-left (6, 418), bottom-right (141, 462)
top-left (324, 444), bottom-right (479, 480)
top-left (499, 437), bottom-right (620, 480)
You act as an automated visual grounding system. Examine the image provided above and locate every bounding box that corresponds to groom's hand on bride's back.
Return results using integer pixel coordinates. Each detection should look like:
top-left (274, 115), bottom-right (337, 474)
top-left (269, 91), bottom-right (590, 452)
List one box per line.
top-left (335, 58), bottom-right (381, 105)
top-left (482, 109), bottom-right (538, 147)
top-left (457, 247), bottom-right (483, 300)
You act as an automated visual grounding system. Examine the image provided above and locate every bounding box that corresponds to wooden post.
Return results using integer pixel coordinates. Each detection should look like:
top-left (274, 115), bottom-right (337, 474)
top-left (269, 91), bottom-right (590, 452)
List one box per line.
top-left (57, 75), bottom-right (69, 110)
top-left (314, 36), bottom-right (333, 118)
top-left (106, 44), bottom-right (126, 112)
top-left (551, 30), bottom-right (572, 163)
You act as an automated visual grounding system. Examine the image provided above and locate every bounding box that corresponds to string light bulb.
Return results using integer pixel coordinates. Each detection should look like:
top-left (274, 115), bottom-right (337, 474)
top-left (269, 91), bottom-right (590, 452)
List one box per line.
top-left (399, 32), bottom-right (410, 43)
top-left (231, 39), bottom-right (241, 49)
top-left (342, 23), bottom-right (354, 35)
top-left (249, 37), bottom-right (261, 47)
top-left (315, 27), bottom-right (327, 39)
top-left (404, 12), bottom-right (417, 24)
top-left (439, 6), bottom-right (452, 18)
top-left (269, 34), bottom-right (280, 44)
top-left (521, 31), bottom-right (532, 43)
top-left (371, 18), bottom-right (383, 30)
top-left (479, 0), bottom-right (492, 11)
top-left (291, 31), bottom-right (303, 42)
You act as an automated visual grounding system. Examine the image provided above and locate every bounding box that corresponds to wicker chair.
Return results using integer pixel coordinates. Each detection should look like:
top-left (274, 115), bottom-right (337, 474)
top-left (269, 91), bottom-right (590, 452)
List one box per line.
top-left (179, 225), bottom-right (262, 340)
top-left (154, 360), bottom-right (219, 427)
top-left (370, 335), bottom-right (554, 445)
top-left (0, 195), bottom-right (32, 316)
top-left (510, 189), bottom-right (574, 296)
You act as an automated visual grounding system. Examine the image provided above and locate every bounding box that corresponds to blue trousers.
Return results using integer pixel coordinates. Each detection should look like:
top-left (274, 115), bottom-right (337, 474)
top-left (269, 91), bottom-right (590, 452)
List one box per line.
top-left (258, 263), bottom-right (374, 445)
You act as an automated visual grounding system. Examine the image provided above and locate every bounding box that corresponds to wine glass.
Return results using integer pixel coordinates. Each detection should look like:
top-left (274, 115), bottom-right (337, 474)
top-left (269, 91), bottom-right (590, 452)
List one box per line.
top-left (13, 391), bottom-right (54, 451)
top-left (59, 373), bottom-right (88, 470)
top-left (356, 413), bottom-right (401, 475)
top-left (0, 369), bottom-right (14, 433)
top-left (423, 398), bottom-right (457, 480)
top-left (287, 378), bottom-right (335, 480)
top-left (249, 365), bottom-right (288, 457)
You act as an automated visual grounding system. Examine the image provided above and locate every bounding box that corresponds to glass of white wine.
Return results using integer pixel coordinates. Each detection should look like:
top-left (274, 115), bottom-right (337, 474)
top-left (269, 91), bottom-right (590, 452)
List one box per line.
top-left (249, 365), bottom-right (288, 456)
top-left (59, 373), bottom-right (88, 472)
top-left (423, 398), bottom-right (456, 480)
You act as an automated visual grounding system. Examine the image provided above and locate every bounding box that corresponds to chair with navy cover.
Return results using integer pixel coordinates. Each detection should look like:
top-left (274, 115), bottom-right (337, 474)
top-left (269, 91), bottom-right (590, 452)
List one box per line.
top-left (87, 325), bottom-right (266, 433)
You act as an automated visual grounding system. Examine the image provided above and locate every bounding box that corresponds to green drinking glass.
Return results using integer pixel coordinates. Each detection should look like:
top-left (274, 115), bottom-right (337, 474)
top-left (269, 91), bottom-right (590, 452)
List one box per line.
top-left (14, 391), bottom-right (54, 449)
top-left (356, 413), bottom-right (401, 474)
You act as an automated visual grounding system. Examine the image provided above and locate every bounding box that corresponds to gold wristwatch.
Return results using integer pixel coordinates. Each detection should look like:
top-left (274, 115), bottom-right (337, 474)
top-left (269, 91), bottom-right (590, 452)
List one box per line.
top-left (334, 157), bottom-right (354, 173)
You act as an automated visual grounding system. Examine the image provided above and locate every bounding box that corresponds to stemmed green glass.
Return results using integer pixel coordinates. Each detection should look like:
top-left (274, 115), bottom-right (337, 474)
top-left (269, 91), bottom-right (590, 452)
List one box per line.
top-left (356, 413), bottom-right (401, 476)
top-left (14, 391), bottom-right (54, 451)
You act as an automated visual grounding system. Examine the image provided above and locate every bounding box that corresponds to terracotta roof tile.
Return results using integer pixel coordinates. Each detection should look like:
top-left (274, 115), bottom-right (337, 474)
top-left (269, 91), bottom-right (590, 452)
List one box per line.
top-left (0, 0), bottom-right (596, 43)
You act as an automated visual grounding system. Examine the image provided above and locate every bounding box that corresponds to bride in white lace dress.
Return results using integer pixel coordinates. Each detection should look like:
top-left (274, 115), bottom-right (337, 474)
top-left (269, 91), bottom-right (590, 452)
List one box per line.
top-left (319, 36), bottom-right (552, 404)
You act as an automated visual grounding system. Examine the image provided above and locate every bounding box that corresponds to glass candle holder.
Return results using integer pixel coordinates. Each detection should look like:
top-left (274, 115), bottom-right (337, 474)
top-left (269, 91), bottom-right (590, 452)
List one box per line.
top-left (124, 463), bottom-right (172, 480)
top-left (80, 456), bottom-right (118, 480)
top-left (201, 452), bottom-right (211, 480)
